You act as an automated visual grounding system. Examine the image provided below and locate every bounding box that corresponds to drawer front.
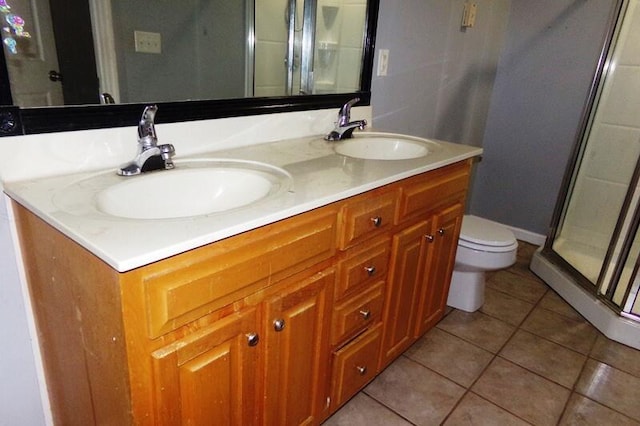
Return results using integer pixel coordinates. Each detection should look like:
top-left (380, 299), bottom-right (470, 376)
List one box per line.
top-left (331, 324), bottom-right (382, 410)
top-left (335, 238), bottom-right (390, 300)
top-left (142, 208), bottom-right (337, 338)
top-left (398, 161), bottom-right (471, 221)
top-left (338, 190), bottom-right (397, 249)
top-left (332, 281), bottom-right (384, 346)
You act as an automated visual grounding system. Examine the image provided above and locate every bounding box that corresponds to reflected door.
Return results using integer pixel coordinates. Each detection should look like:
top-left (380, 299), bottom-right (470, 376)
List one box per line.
top-left (4, 0), bottom-right (63, 106)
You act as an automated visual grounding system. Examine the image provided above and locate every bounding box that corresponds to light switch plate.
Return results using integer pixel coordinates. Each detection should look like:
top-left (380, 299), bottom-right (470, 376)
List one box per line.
top-left (462, 3), bottom-right (477, 28)
top-left (134, 31), bottom-right (162, 54)
top-left (377, 49), bottom-right (389, 76)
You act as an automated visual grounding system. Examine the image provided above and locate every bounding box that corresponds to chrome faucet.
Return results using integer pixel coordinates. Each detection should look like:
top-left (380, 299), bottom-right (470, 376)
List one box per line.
top-left (325, 98), bottom-right (367, 141)
top-left (117, 105), bottom-right (176, 176)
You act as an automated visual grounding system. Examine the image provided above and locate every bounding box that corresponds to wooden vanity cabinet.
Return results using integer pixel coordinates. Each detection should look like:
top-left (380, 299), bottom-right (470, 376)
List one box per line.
top-left (147, 268), bottom-right (334, 426)
top-left (14, 201), bottom-right (338, 426)
top-left (262, 268), bottom-right (334, 425)
top-left (379, 163), bottom-right (469, 369)
top-left (12, 159), bottom-right (473, 426)
top-left (148, 304), bottom-right (262, 425)
top-left (414, 203), bottom-right (464, 336)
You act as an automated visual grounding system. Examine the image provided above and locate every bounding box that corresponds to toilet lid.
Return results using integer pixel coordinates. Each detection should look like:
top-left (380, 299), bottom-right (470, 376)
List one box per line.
top-left (459, 215), bottom-right (517, 251)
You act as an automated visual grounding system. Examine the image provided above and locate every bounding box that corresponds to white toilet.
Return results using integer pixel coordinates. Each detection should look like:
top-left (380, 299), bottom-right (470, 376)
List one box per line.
top-left (446, 215), bottom-right (518, 312)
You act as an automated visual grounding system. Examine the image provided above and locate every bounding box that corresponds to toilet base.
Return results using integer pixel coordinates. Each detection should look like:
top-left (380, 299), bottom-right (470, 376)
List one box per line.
top-left (447, 270), bottom-right (485, 312)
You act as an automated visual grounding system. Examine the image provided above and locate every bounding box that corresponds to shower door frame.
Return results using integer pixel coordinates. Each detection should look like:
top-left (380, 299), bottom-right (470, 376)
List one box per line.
top-left (542, 0), bottom-right (632, 312)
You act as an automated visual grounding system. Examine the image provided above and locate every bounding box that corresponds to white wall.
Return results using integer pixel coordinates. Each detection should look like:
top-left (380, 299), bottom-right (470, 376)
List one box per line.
top-left (0, 194), bottom-right (46, 425)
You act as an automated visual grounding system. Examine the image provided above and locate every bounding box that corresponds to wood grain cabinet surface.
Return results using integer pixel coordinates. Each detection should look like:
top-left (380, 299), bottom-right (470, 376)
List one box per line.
top-left (12, 160), bottom-right (472, 425)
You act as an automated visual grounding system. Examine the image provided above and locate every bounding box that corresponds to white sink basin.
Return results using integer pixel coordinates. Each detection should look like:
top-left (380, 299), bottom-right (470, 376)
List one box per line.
top-left (54, 159), bottom-right (292, 220)
top-left (334, 132), bottom-right (440, 160)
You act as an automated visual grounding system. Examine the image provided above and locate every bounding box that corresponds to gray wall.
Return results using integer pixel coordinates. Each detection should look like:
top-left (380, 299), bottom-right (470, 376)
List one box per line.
top-left (371, 0), bottom-right (617, 236)
top-left (112, 0), bottom-right (246, 103)
top-left (371, 0), bottom-right (511, 146)
top-left (470, 0), bottom-right (617, 235)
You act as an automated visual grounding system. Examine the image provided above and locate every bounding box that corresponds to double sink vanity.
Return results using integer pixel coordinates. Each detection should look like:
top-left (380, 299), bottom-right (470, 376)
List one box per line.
top-left (4, 122), bottom-right (481, 425)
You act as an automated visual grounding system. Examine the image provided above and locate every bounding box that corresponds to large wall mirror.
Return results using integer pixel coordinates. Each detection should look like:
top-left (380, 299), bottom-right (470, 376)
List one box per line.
top-left (0, 0), bottom-right (378, 135)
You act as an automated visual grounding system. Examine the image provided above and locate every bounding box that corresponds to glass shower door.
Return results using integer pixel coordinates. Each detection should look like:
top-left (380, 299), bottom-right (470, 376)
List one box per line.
top-left (550, 0), bottom-right (640, 316)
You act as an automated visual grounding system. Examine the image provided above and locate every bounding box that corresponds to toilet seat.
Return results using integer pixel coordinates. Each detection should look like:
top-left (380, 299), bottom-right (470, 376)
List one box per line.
top-left (458, 215), bottom-right (518, 253)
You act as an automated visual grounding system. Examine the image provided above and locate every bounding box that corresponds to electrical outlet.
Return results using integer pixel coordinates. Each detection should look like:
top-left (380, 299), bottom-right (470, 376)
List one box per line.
top-left (134, 31), bottom-right (162, 54)
top-left (377, 49), bottom-right (389, 76)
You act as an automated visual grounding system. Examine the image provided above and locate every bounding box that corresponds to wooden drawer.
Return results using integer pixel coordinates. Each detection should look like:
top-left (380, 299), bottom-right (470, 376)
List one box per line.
top-left (140, 207), bottom-right (337, 338)
top-left (397, 161), bottom-right (471, 221)
top-left (330, 324), bottom-right (382, 410)
top-left (335, 238), bottom-right (390, 300)
top-left (338, 190), bottom-right (397, 249)
top-left (331, 281), bottom-right (384, 346)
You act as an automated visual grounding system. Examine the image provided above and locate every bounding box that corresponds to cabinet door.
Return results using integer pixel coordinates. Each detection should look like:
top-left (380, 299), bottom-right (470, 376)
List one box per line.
top-left (263, 270), bottom-right (334, 425)
top-left (150, 307), bottom-right (261, 426)
top-left (379, 219), bottom-right (431, 368)
top-left (415, 203), bottom-right (464, 336)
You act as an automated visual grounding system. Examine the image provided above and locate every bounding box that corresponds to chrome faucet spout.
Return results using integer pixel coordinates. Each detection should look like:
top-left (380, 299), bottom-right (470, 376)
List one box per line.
top-left (117, 105), bottom-right (176, 176)
top-left (138, 105), bottom-right (158, 147)
top-left (325, 97), bottom-right (367, 141)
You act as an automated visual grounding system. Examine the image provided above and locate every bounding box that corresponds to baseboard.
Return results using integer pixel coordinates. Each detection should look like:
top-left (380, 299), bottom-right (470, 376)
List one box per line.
top-left (507, 225), bottom-right (546, 246)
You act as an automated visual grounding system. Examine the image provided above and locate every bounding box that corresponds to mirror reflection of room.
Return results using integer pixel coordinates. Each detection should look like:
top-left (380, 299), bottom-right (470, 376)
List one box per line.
top-left (1, 0), bottom-right (367, 107)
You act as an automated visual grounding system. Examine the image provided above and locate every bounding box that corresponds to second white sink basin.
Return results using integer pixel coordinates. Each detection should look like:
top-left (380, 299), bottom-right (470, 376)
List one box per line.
top-left (54, 159), bottom-right (292, 220)
top-left (334, 132), bottom-right (440, 160)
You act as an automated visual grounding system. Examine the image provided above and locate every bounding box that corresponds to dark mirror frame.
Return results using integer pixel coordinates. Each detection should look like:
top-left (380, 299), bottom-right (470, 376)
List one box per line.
top-left (0, 0), bottom-right (378, 137)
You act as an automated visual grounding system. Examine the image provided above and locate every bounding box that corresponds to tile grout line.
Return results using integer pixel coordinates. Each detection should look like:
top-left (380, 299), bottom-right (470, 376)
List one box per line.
top-left (360, 387), bottom-right (418, 425)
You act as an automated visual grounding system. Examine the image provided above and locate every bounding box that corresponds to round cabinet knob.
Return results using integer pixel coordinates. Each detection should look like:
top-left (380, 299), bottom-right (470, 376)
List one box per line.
top-left (438, 228), bottom-right (445, 236)
top-left (273, 319), bottom-right (286, 332)
top-left (425, 234), bottom-right (435, 243)
top-left (364, 266), bottom-right (376, 276)
top-left (246, 333), bottom-right (260, 347)
top-left (370, 216), bottom-right (382, 227)
top-left (356, 366), bottom-right (367, 376)
top-left (359, 309), bottom-right (371, 320)
top-left (48, 70), bottom-right (63, 82)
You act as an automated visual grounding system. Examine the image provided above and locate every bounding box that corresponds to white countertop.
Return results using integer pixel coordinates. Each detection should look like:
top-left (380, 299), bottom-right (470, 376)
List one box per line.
top-left (3, 132), bottom-right (482, 272)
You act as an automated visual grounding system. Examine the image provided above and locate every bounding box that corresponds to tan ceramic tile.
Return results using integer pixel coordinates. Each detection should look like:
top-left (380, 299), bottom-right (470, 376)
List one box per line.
top-left (443, 392), bottom-right (530, 426)
top-left (516, 241), bottom-right (539, 260)
top-left (521, 306), bottom-right (598, 354)
top-left (590, 334), bottom-right (640, 378)
top-left (323, 392), bottom-right (412, 426)
top-left (538, 290), bottom-right (585, 322)
top-left (511, 241), bottom-right (540, 277)
top-left (405, 327), bottom-right (494, 387)
top-left (499, 330), bottom-right (587, 388)
top-left (364, 356), bottom-right (465, 425)
top-left (472, 357), bottom-right (571, 426)
top-left (436, 309), bottom-right (515, 353)
top-left (480, 287), bottom-right (535, 326)
top-left (486, 269), bottom-right (548, 304)
top-left (575, 359), bottom-right (640, 421)
top-left (559, 393), bottom-right (640, 426)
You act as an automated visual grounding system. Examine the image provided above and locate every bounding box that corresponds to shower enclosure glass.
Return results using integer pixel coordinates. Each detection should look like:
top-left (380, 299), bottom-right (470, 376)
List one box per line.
top-left (254, 0), bottom-right (366, 97)
top-left (544, 0), bottom-right (640, 320)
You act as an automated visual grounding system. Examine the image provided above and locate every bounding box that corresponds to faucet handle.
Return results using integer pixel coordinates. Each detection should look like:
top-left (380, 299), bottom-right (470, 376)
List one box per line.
top-left (159, 144), bottom-right (176, 169)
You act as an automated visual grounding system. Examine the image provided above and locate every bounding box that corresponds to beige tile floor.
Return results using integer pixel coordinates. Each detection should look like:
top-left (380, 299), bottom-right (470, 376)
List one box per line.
top-left (323, 242), bottom-right (640, 426)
